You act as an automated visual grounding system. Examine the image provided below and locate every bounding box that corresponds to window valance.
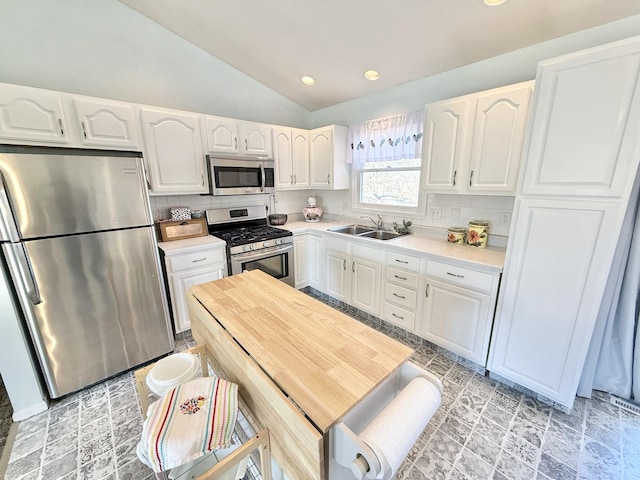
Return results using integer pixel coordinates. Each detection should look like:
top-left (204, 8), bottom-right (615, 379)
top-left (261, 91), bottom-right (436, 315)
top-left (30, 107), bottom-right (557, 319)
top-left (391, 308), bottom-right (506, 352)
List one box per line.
top-left (348, 110), bottom-right (424, 167)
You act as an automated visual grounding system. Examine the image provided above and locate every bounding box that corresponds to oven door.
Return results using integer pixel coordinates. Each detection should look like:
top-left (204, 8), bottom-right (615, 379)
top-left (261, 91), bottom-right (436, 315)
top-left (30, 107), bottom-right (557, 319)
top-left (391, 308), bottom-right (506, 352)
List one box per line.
top-left (230, 243), bottom-right (294, 286)
top-left (208, 157), bottom-right (275, 196)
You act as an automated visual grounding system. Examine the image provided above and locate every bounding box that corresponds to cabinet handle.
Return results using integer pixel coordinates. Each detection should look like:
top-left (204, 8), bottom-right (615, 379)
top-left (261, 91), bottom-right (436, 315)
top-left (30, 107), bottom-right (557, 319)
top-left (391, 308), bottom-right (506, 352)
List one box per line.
top-left (352, 262), bottom-right (355, 273)
top-left (453, 170), bottom-right (457, 186)
top-left (290, 174), bottom-right (293, 184)
top-left (202, 174), bottom-right (205, 186)
top-left (327, 174), bottom-right (330, 184)
top-left (192, 257), bottom-right (208, 263)
top-left (426, 284), bottom-right (430, 297)
top-left (245, 138), bottom-right (248, 150)
top-left (294, 174), bottom-right (297, 184)
top-left (395, 259), bottom-right (409, 264)
top-left (234, 137), bottom-right (238, 150)
top-left (392, 313), bottom-right (405, 320)
top-left (393, 274), bottom-right (407, 280)
top-left (393, 293), bottom-right (406, 299)
top-left (446, 272), bottom-right (464, 278)
top-left (469, 170), bottom-right (474, 187)
top-left (58, 118), bottom-right (64, 136)
top-left (343, 259), bottom-right (346, 270)
top-left (81, 121), bottom-right (87, 139)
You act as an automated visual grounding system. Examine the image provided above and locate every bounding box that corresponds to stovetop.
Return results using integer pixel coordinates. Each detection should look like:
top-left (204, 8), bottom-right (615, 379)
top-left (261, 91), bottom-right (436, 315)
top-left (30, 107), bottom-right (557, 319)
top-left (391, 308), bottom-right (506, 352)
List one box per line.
top-left (211, 224), bottom-right (292, 247)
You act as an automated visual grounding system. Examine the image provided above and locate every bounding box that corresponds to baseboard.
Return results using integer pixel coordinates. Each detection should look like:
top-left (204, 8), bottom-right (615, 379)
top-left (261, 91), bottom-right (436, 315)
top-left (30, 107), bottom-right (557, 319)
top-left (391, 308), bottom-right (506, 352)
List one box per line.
top-left (12, 401), bottom-right (47, 422)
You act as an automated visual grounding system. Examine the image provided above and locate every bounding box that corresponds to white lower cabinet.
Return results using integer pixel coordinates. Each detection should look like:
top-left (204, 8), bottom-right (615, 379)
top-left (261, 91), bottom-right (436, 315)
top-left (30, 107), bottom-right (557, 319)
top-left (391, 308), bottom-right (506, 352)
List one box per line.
top-left (161, 244), bottom-right (226, 334)
top-left (308, 233), bottom-right (323, 290)
top-left (420, 260), bottom-right (499, 365)
top-left (294, 234), bottom-right (308, 289)
top-left (324, 238), bottom-right (381, 315)
top-left (382, 251), bottom-right (421, 331)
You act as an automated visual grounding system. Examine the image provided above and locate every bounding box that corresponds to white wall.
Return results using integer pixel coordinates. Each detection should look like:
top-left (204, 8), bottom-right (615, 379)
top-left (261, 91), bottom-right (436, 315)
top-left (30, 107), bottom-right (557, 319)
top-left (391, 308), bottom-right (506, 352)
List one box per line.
top-left (311, 15), bottom-right (640, 127)
top-left (0, 0), bottom-right (310, 128)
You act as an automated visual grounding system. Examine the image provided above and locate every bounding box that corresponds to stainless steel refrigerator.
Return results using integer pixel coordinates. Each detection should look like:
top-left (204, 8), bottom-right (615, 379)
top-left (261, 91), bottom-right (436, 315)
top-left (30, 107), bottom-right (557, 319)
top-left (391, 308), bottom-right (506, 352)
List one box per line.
top-left (0, 145), bottom-right (174, 398)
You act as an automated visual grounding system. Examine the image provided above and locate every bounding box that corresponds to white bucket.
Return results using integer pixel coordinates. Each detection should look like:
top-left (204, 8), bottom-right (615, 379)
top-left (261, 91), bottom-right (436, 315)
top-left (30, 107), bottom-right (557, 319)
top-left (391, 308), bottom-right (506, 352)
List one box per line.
top-left (146, 353), bottom-right (199, 396)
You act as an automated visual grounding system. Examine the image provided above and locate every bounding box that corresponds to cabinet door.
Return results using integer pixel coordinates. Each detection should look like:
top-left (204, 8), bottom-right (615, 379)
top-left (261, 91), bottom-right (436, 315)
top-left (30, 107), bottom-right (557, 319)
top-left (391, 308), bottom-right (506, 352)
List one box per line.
top-left (422, 278), bottom-right (491, 364)
top-left (422, 98), bottom-right (470, 192)
top-left (239, 122), bottom-right (272, 158)
top-left (467, 82), bottom-right (532, 194)
top-left (294, 235), bottom-right (308, 288)
top-left (325, 251), bottom-right (348, 301)
top-left (291, 128), bottom-right (310, 188)
top-left (0, 86), bottom-right (69, 144)
top-left (273, 127), bottom-right (294, 190)
top-left (488, 198), bottom-right (623, 407)
top-left (351, 257), bottom-right (381, 315)
top-left (73, 98), bottom-right (140, 149)
top-left (141, 108), bottom-right (207, 195)
top-left (308, 234), bottom-right (323, 290)
top-left (204, 117), bottom-right (239, 155)
top-left (170, 267), bottom-right (224, 333)
top-left (309, 127), bottom-right (332, 189)
top-left (521, 40), bottom-right (640, 198)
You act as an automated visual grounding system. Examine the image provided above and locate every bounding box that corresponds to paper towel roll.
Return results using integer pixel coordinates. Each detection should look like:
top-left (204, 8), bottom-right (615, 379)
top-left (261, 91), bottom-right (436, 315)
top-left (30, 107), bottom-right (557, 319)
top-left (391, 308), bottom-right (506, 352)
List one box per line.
top-left (358, 377), bottom-right (441, 479)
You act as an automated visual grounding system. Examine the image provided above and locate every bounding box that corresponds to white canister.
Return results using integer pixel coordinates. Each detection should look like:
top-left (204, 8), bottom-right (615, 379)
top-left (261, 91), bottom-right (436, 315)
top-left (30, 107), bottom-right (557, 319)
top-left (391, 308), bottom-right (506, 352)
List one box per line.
top-left (467, 220), bottom-right (489, 248)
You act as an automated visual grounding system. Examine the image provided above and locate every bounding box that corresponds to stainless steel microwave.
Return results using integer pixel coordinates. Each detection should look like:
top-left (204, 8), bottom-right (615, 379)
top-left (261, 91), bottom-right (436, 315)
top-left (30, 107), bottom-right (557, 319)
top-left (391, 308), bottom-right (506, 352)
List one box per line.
top-left (207, 156), bottom-right (275, 196)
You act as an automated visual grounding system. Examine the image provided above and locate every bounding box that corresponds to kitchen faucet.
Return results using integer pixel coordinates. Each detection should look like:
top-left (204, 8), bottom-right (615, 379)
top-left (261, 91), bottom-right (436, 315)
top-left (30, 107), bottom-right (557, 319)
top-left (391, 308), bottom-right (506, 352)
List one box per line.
top-left (361, 214), bottom-right (383, 229)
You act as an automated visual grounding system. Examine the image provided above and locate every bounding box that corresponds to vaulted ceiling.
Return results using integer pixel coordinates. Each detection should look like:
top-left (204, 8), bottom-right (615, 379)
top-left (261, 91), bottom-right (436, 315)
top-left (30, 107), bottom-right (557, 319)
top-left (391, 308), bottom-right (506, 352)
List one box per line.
top-left (118, 0), bottom-right (640, 111)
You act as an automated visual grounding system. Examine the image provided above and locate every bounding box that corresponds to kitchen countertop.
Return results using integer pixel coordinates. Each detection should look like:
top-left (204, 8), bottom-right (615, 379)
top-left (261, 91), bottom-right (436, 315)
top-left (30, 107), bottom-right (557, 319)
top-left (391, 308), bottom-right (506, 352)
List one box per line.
top-left (157, 234), bottom-right (226, 255)
top-left (279, 220), bottom-right (506, 272)
top-left (189, 269), bottom-right (413, 433)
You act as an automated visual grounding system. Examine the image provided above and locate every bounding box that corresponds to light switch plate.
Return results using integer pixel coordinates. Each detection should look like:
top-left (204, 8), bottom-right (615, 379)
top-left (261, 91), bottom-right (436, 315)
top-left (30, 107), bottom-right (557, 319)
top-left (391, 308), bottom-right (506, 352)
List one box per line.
top-left (429, 207), bottom-right (442, 219)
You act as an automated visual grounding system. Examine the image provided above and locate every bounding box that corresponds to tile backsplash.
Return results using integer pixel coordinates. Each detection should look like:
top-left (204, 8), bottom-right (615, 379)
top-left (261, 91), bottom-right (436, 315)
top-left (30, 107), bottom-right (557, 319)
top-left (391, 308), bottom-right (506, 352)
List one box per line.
top-left (149, 191), bottom-right (514, 247)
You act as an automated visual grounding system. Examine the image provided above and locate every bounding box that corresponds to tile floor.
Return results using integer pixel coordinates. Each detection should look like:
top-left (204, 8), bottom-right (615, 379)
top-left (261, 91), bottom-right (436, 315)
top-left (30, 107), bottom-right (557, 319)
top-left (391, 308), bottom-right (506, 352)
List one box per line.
top-left (1, 377), bottom-right (12, 455)
top-left (3, 296), bottom-right (640, 480)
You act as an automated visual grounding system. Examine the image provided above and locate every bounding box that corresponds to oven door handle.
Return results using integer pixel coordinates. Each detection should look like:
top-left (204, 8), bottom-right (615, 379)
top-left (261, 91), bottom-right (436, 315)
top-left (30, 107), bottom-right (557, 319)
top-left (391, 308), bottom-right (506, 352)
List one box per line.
top-left (233, 243), bottom-right (293, 262)
top-left (259, 163), bottom-right (266, 193)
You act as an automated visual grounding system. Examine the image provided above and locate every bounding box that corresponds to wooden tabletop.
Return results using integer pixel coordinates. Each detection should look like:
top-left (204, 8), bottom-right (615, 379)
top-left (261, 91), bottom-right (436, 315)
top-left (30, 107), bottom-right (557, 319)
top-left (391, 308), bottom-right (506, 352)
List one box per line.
top-left (189, 270), bottom-right (413, 433)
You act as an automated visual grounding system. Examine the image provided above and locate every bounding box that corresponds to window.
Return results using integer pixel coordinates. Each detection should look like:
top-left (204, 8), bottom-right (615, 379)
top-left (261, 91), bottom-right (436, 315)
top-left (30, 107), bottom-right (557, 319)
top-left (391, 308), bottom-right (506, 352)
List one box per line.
top-left (348, 110), bottom-right (424, 213)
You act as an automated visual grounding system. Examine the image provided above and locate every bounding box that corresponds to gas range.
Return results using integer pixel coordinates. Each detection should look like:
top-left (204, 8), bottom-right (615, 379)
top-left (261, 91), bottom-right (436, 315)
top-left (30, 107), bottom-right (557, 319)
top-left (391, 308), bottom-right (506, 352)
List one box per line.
top-left (205, 206), bottom-right (295, 285)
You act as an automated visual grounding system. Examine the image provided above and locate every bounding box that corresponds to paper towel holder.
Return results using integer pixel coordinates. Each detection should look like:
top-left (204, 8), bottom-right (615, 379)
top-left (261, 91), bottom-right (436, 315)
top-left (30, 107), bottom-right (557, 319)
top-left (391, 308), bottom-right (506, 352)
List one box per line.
top-left (333, 362), bottom-right (443, 479)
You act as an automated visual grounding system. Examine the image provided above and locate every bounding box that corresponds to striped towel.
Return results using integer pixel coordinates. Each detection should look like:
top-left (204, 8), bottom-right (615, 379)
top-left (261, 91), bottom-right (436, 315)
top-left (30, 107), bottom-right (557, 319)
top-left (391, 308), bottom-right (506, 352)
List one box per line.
top-left (137, 376), bottom-right (238, 473)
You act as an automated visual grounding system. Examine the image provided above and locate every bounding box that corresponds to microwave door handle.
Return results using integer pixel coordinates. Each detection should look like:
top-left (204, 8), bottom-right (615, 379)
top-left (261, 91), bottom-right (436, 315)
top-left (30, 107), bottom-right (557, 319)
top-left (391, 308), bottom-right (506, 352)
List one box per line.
top-left (0, 172), bottom-right (20, 242)
top-left (7, 243), bottom-right (42, 305)
top-left (260, 163), bottom-right (266, 193)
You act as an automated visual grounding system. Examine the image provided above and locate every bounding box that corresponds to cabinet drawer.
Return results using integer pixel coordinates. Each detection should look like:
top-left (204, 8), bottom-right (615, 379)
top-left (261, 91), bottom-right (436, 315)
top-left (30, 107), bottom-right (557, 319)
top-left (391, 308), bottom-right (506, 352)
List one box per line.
top-left (426, 260), bottom-right (494, 293)
top-left (385, 283), bottom-right (417, 310)
top-left (167, 248), bottom-right (225, 273)
top-left (385, 266), bottom-right (418, 289)
top-left (386, 251), bottom-right (420, 272)
top-left (383, 302), bottom-right (415, 331)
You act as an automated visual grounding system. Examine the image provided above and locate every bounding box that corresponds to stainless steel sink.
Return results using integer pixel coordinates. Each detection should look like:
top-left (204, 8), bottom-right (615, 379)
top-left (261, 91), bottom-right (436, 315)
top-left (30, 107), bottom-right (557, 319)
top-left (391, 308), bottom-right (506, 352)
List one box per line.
top-left (328, 224), bottom-right (374, 235)
top-left (328, 224), bottom-right (406, 240)
top-left (359, 230), bottom-right (404, 240)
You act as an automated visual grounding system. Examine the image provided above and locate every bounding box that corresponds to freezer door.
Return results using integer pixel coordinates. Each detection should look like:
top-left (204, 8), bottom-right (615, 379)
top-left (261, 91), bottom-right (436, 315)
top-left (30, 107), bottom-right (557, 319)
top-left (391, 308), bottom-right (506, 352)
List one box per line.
top-left (3, 227), bottom-right (174, 398)
top-left (0, 146), bottom-right (152, 239)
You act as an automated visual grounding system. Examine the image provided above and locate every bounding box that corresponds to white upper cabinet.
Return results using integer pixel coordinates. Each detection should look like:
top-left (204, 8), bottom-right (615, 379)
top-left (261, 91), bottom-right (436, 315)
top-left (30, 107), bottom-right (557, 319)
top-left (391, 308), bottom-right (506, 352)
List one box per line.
top-left (309, 125), bottom-right (349, 190)
top-left (204, 116), bottom-right (272, 158)
top-left (0, 83), bottom-right (69, 145)
top-left (422, 81), bottom-right (533, 195)
top-left (521, 46), bottom-right (640, 198)
top-left (273, 127), bottom-right (309, 190)
top-left (140, 107), bottom-right (207, 195)
top-left (72, 98), bottom-right (141, 150)
top-left (422, 98), bottom-right (470, 192)
top-left (467, 83), bottom-right (532, 193)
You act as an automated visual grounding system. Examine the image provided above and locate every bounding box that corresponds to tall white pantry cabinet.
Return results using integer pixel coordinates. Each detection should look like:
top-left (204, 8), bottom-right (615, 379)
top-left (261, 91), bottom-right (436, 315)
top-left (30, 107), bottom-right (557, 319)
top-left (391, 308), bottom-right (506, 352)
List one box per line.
top-left (488, 36), bottom-right (640, 409)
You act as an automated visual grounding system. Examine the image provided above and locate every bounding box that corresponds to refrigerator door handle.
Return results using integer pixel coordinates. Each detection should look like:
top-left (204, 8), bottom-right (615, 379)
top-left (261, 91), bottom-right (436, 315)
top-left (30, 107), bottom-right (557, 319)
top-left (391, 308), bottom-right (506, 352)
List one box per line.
top-left (9, 243), bottom-right (42, 305)
top-left (0, 172), bottom-right (20, 242)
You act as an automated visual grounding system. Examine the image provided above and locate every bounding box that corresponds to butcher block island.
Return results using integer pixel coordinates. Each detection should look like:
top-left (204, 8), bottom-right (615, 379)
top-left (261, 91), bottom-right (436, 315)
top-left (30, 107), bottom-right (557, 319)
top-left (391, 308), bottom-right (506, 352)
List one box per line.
top-left (187, 270), bottom-right (441, 479)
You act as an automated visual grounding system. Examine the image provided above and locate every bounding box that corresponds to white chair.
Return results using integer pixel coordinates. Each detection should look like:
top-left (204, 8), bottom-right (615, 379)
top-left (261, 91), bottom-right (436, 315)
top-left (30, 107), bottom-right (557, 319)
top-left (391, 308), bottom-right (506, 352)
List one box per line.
top-left (134, 345), bottom-right (271, 480)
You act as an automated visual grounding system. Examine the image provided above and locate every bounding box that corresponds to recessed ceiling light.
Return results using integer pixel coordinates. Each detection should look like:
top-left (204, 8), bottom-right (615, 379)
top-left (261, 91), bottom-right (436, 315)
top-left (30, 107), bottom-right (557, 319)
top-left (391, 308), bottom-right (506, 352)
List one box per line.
top-left (364, 70), bottom-right (380, 81)
top-left (482, 0), bottom-right (507, 5)
top-left (301, 76), bottom-right (315, 86)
